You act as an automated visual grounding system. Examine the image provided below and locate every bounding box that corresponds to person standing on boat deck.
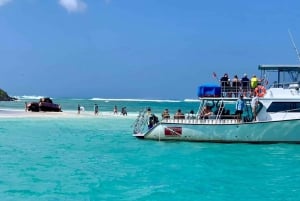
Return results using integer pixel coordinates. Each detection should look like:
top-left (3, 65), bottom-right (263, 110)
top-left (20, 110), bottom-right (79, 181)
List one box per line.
top-left (232, 75), bottom-right (241, 97)
top-left (220, 73), bottom-right (231, 97)
top-left (251, 74), bottom-right (258, 88)
top-left (241, 73), bottom-right (250, 96)
top-left (251, 75), bottom-right (260, 97)
top-left (232, 75), bottom-right (241, 86)
top-left (241, 73), bottom-right (250, 88)
top-left (94, 104), bottom-right (99, 115)
top-left (235, 95), bottom-right (245, 122)
top-left (220, 73), bottom-right (230, 87)
top-left (251, 93), bottom-right (259, 121)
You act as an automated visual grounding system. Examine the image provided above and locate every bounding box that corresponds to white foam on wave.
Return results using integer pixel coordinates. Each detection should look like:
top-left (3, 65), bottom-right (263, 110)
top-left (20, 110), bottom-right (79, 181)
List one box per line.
top-left (90, 98), bottom-right (181, 103)
top-left (14, 95), bottom-right (46, 100)
top-left (13, 95), bottom-right (188, 103)
top-left (184, 98), bottom-right (200, 102)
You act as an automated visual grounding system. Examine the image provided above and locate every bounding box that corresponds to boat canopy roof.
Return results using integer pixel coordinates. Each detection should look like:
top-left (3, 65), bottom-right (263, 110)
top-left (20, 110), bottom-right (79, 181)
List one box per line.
top-left (258, 65), bottom-right (300, 72)
top-left (259, 65), bottom-right (300, 83)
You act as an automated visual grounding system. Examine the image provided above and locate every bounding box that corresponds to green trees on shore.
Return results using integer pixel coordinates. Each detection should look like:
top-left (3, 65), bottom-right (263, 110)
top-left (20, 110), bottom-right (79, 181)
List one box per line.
top-left (0, 88), bottom-right (16, 101)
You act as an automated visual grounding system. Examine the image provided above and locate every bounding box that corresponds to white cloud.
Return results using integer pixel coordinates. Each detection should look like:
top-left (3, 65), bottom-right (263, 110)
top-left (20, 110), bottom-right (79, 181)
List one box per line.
top-left (0, 0), bottom-right (12, 6)
top-left (58, 0), bottom-right (87, 13)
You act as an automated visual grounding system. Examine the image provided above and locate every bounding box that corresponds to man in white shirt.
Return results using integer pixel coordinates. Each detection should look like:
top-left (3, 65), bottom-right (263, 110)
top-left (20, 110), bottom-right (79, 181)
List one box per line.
top-left (251, 93), bottom-right (259, 121)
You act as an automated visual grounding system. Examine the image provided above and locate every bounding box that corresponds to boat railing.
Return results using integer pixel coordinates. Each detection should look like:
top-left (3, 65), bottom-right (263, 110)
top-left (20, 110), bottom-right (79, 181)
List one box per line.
top-left (219, 81), bottom-right (300, 97)
top-left (162, 116), bottom-right (239, 124)
top-left (220, 84), bottom-right (252, 98)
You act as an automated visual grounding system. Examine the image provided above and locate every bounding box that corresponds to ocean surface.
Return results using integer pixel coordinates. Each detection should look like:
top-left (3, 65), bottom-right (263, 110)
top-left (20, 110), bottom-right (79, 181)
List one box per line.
top-left (1, 97), bottom-right (300, 201)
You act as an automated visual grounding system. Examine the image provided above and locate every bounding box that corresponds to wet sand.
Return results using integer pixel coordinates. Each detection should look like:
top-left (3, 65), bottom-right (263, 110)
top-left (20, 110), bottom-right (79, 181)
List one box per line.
top-left (0, 109), bottom-right (137, 119)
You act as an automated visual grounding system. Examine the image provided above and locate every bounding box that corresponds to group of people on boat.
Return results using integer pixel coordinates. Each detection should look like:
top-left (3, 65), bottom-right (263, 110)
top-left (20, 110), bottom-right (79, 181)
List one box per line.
top-left (220, 73), bottom-right (250, 88)
top-left (202, 93), bottom-right (259, 122)
top-left (145, 93), bottom-right (260, 131)
top-left (220, 73), bottom-right (266, 98)
top-left (161, 108), bottom-right (196, 120)
top-left (148, 91), bottom-right (260, 126)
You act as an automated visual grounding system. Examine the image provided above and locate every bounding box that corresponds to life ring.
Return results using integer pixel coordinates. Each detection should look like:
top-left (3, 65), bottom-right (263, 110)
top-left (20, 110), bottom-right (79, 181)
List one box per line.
top-left (255, 86), bottom-right (266, 97)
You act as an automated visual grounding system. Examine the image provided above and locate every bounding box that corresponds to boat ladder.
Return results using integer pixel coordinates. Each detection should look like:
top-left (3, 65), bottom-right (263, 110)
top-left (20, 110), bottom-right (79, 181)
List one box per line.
top-left (215, 101), bottom-right (225, 120)
top-left (132, 109), bottom-right (148, 134)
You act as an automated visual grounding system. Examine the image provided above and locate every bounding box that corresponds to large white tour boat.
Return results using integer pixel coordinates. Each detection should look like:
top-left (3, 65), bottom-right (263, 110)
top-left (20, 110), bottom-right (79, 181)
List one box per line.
top-left (132, 65), bottom-right (300, 143)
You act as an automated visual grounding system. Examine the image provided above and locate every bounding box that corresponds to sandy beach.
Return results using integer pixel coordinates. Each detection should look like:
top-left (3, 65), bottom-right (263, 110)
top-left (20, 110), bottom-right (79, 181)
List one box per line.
top-left (0, 109), bottom-right (137, 119)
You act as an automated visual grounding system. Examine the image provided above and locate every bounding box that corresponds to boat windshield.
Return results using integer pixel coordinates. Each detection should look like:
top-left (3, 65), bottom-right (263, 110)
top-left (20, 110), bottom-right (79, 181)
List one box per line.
top-left (258, 65), bottom-right (300, 89)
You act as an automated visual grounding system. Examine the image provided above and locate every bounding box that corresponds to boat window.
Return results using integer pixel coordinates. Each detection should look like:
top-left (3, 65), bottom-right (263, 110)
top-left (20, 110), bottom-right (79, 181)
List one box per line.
top-left (266, 102), bottom-right (300, 112)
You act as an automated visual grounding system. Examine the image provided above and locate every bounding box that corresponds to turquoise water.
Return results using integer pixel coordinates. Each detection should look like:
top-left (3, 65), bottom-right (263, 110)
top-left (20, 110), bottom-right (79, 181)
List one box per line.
top-left (1, 99), bottom-right (300, 201)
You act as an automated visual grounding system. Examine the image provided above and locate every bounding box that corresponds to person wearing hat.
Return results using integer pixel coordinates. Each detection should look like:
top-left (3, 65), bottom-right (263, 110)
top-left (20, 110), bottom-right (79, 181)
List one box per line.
top-left (220, 73), bottom-right (231, 97)
top-left (241, 73), bottom-right (250, 97)
top-left (235, 94), bottom-right (245, 122)
top-left (241, 73), bottom-right (250, 88)
top-left (220, 73), bottom-right (230, 87)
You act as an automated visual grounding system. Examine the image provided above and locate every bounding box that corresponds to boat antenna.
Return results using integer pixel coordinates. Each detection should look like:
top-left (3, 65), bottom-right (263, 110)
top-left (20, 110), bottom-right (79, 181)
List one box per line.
top-left (288, 29), bottom-right (300, 63)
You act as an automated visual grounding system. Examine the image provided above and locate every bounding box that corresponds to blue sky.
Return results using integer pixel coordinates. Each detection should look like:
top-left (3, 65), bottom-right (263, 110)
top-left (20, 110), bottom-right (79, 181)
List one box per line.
top-left (1, 0), bottom-right (300, 99)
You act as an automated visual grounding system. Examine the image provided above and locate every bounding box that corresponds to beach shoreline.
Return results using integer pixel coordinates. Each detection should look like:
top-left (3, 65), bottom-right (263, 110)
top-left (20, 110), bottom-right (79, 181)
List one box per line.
top-left (0, 109), bottom-right (137, 119)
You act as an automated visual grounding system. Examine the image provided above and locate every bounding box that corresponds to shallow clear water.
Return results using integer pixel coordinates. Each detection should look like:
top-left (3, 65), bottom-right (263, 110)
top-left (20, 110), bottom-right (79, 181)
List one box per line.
top-left (1, 99), bottom-right (300, 201)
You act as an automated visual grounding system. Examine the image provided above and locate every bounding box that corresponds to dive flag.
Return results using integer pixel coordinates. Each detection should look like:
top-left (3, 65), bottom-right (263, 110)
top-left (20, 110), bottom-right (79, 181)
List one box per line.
top-left (165, 127), bottom-right (182, 136)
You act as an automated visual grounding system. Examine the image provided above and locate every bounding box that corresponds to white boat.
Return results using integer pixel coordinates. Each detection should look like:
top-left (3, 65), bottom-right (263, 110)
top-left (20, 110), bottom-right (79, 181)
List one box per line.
top-left (132, 65), bottom-right (300, 143)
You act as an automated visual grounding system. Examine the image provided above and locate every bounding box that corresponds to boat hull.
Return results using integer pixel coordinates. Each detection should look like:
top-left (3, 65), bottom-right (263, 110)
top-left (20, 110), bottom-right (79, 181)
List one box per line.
top-left (136, 119), bottom-right (300, 143)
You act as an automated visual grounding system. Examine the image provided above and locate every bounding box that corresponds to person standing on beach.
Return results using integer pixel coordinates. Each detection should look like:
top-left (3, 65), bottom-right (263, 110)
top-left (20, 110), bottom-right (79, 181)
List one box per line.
top-left (121, 107), bottom-right (127, 116)
top-left (113, 105), bottom-right (118, 114)
top-left (25, 102), bottom-right (28, 112)
top-left (94, 104), bottom-right (99, 115)
top-left (77, 104), bottom-right (80, 114)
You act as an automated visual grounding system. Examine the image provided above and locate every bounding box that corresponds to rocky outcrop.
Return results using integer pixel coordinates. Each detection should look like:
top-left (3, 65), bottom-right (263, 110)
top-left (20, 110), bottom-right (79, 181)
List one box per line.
top-left (0, 88), bottom-right (17, 101)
